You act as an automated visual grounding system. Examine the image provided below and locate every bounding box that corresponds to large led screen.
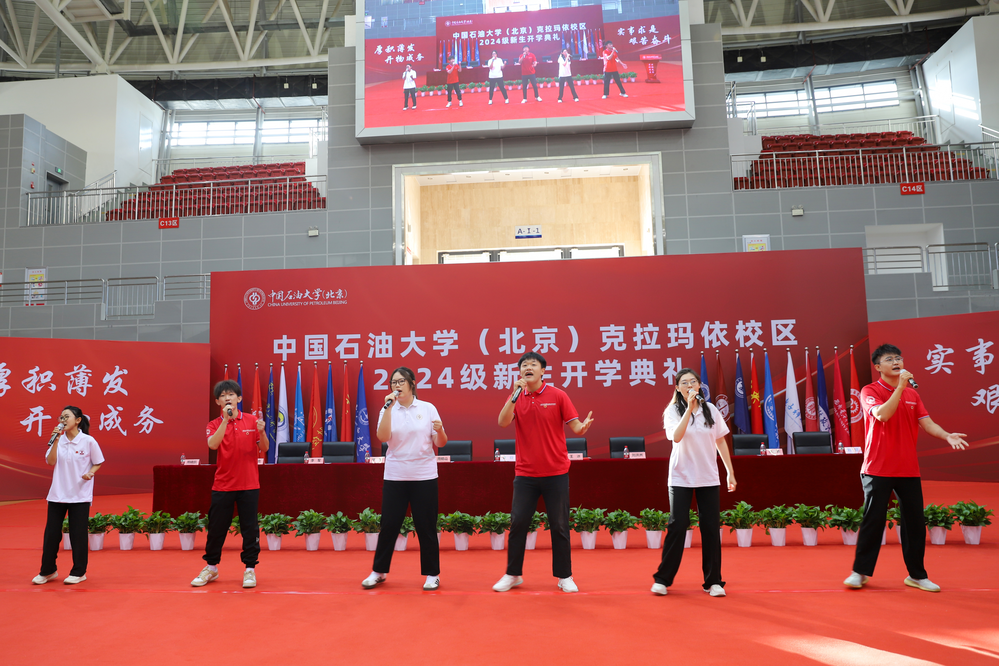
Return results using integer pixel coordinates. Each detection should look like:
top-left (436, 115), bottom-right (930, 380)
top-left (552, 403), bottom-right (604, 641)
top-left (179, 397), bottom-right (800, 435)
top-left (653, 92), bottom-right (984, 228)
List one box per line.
top-left (354, 0), bottom-right (694, 142)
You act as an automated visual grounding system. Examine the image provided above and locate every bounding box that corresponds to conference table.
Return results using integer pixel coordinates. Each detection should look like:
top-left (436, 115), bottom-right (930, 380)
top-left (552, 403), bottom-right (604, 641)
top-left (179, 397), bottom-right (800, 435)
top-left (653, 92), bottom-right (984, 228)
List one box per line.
top-left (153, 455), bottom-right (863, 518)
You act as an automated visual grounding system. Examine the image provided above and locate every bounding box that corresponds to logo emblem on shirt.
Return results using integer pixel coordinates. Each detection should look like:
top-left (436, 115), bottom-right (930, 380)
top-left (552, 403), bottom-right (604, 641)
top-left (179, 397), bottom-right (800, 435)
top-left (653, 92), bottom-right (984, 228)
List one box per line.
top-left (417, 414), bottom-right (423, 419)
top-left (865, 396), bottom-right (876, 405)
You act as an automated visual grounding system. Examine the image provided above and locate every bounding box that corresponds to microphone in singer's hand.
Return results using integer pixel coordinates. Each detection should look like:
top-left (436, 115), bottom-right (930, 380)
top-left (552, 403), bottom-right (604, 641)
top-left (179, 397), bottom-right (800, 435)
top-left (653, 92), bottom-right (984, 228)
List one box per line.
top-left (47, 423), bottom-right (65, 447)
top-left (226, 406), bottom-right (234, 418)
top-left (908, 378), bottom-right (919, 389)
top-left (511, 386), bottom-right (523, 403)
top-left (385, 391), bottom-right (399, 408)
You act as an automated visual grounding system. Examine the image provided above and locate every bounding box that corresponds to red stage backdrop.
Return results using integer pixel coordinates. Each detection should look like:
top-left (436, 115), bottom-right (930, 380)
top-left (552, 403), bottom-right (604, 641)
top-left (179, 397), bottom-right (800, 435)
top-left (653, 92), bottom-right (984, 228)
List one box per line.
top-left (210, 249), bottom-right (869, 461)
top-left (869, 311), bottom-right (999, 482)
top-left (0, 339), bottom-right (209, 500)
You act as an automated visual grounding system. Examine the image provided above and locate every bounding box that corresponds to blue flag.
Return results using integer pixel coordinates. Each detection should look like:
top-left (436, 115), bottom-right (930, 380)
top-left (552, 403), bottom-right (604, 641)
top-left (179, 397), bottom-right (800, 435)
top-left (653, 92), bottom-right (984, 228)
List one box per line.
top-left (265, 365), bottom-right (276, 463)
top-left (763, 351), bottom-right (780, 448)
top-left (733, 352), bottom-right (750, 434)
top-left (236, 365), bottom-right (243, 411)
top-left (355, 364), bottom-right (372, 461)
top-left (293, 365), bottom-right (305, 442)
top-left (324, 362), bottom-right (337, 443)
top-left (816, 349), bottom-right (832, 433)
top-left (700, 354), bottom-right (711, 403)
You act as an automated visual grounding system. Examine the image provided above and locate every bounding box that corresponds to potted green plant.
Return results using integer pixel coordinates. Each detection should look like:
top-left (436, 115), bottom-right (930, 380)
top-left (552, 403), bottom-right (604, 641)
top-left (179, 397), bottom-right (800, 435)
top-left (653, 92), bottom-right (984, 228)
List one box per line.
top-left (570, 507), bottom-right (606, 549)
top-left (950, 501), bottom-right (993, 544)
top-left (924, 504), bottom-right (955, 545)
top-left (628, 71), bottom-right (638, 83)
top-left (326, 511), bottom-right (353, 550)
top-left (526, 511), bottom-right (545, 550)
top-left (110, 506), bottom-right (147, 551)
top-left (792, 504), bottom-right (828, 546)
top-left (354, 508), bottom-right (381, 551)
top-left (174, 511), bottom-right (205, 550)
top-left (686, 509), bottom-right (699, 548)
top-left (293, 509), bottom-right (327, 551)
top-left (443, 511), bottom-right (478, 551)
top-left (480, 512), bottom-right (512, 550)
top-left (418, 85), bottom-right (427, 97)
top-left (886, 499), bottom-right (900, 544)
top-left (143, 511), bottom-right (174, 550)
top-left (396, 516), bottom-right (415, 551)
top-left (604, 509), bottom-right (638, 549)
top-left (87, 512), bottom-right (112, 550)
top-left (758, 505), bottom-right (795, 546)
top-left (62, 517), bottom-right (71, 550)
top-left (258, 513), bottom-right (294, 551)
top-left (724, 501), bottom-right (758, 547)
top-left (229, 516), bottom-right (241, 537)
top-left (638, 508), bottom-right (669, 549)
top-left (826, 505), bottom-right (864, 545)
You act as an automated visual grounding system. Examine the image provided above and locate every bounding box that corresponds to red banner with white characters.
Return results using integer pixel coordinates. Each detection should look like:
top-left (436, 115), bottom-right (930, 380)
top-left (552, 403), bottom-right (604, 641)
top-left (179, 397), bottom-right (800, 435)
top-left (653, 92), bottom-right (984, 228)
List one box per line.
top-left (0, 339), bottom-right (209, 500)
top-left (868, 311), bottom-right (999, 482)
top-left (211, 249), bottom-right (869, 461)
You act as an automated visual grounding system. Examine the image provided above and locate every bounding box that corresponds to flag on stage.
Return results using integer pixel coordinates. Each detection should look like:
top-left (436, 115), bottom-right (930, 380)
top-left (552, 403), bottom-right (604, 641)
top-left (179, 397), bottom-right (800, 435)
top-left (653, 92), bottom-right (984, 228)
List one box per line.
top-left (784, 350), bottom-right (802, 454)
top-left (308, 363), bottom-right (323, 458)
top-left (832, 348), bottom-right (852, 450)
top-left (849, 347), bottom-right (865, 448)
top-left (699, 353), bottom-right (711, 403)
top-left (251, 364), bottom-right (262, 420)
top-left (803, 348), bottom-right (817, 432)
top-left (223, 364), bottom-right (228, 380)
top-left (277, 364), bottom-right (289, 449)
top-left (762, 351), bottom-right (779, 448)
top-left (341, 362), bottom-right (352, 443)
top-left (293, 364), bottom-right (305, 443)
top-left (354, 364), bottom-right (371, 461)
top-left (815, 349), bottom-right (832, 433)
top-left (733, 351), bottom-right (750, 434)
top-left (236, 365), bottom-right (243, 411)
top-left (714, 352), bottom-right (731, 427)
top-left (749, 352), bottom-right (764, 434)
top-left (266, 365), bottom-right (277, 463)
top-left (324, 362), bottom-right (337, 443)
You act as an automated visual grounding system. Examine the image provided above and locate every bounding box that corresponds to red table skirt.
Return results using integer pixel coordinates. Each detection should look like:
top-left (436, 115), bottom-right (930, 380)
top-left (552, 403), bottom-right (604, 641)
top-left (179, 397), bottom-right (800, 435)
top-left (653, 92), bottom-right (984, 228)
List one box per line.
top-left (153, 455), bottom-right (863, 518)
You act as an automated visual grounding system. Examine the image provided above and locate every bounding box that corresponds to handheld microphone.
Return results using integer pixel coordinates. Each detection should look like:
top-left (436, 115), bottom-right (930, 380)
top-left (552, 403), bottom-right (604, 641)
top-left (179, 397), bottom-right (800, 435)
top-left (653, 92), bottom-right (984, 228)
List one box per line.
top-left (511, 386), bottom-right (523, 403)
top-left (47, 423), bottom-right (65, 447)
top-left (226, 406), bottom-right (234, 418)
top-left (385, 391), bottom-right (399, 409)
top-left (908, 378), bottom-right (919, 389)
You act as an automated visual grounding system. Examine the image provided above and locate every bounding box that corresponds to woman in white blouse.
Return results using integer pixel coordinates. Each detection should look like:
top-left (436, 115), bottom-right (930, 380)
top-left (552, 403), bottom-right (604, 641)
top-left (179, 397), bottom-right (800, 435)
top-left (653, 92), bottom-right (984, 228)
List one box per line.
top-left (651, 369), bottom-right (736, 598)
top-left (557, 49), bottom-right (579, 103)
top-left (485, 51), bottom-right (509, 104)
top-left (361, 367), bottom-right (447, 591)
top-left (32, 406), bottom-right (105, 586)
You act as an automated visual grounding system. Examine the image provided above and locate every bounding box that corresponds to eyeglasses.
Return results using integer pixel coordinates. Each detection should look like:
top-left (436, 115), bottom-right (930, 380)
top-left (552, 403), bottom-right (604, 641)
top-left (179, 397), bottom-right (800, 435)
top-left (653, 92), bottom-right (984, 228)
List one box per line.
top-left (878, 356), bottom-right (903, 364)
top-left (677, 380), bottom-right (700, 387)
top-left (390, 379), bottom-right (408, 387)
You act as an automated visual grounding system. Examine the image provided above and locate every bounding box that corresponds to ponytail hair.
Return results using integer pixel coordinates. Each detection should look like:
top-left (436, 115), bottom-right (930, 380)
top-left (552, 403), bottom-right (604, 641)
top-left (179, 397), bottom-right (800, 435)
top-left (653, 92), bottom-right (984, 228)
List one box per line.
top-left (63, 405), bottom-right (90, 435)
top-left (671, 369), bottom-right (715, 428)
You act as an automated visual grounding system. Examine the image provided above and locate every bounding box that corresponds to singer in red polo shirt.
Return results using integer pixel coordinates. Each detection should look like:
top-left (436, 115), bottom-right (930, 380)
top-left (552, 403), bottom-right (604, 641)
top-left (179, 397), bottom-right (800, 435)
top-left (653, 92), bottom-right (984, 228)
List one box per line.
top-left (600, 41), bottom-right (629, 99)
top-left (843, 343), bottom-right (967, 593)
top-left (492, 352), bottom-right (593, 594)
top-left (190, 380), bottom-right (268, 590)
top-left (445, 57), bottom-right (463, 108)
top-left (516, 46), bottom-right (541, 103)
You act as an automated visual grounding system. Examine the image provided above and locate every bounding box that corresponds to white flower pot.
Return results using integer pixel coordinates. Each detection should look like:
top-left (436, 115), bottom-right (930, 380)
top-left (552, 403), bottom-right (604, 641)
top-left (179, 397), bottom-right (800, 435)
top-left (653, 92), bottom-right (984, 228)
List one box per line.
top-left (364, 533), bottom-right (379, 551)
top-left (330, 533), bottom-right (348, 551)
top-left (841, 529), bottom-right (858, 545)
top-left (894, 526), bottom-right (902, 543)
top-left (62, 533), bottom-right (72, 550)
top-left (719, 528), bottom-right (724, 542)
top-left (611, 531), bottom-right (628, 549)
top-left (266, 534), bottom-right (283, 551)
top-left (179, 533), bottom-right (196, 550)
top-left (395, 534), bottom-right (408, 551)
top-left (118, 533), bottom-right (135, 550)
top-left (490, 532), bottom-right (506, 550)
top-left (148, 533), bottom-right (166, 550)
top-left (735, 528), bottom-right (753, 547)
top-left (526, 530), bottom-right (538, 550)
top-left (437, 531), bottom-right (442, 545)
top-left (684, 529), bottom-right (693, 549)
top-left (305, 533), bottom-right (321, 551)
top-left (88, 533), bottom-right (105, 551)
top-left (961, 525), bottom-right (982, 545)
top-left (645, 531), bottom-right (662, 549)
top-left (580, 531), bottom-right (597, 549)
top-left (453, 533), bottom-right (470, 551)
top-left (883, 526), bottom-right (889, 545)
top-left (801, 527), bottom-right (819, 546)
top-left (769, 528), bottom-right (786, 547)
top-left (929, 526), bottom-right (947, 545)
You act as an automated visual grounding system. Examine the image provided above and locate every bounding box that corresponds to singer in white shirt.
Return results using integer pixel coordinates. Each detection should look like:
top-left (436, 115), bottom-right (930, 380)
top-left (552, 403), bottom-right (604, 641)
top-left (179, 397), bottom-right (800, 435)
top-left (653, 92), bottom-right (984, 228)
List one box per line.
top-left (361, 366), bottom-right (447, 591)
top-left (485, 51), bottom-right (509, 104)
top-left (557, 49), bottom-right (579, 103)
top-left (32, 406), bottom-right (104, 586)
top-left (402, 65), bottom-right (418, 110)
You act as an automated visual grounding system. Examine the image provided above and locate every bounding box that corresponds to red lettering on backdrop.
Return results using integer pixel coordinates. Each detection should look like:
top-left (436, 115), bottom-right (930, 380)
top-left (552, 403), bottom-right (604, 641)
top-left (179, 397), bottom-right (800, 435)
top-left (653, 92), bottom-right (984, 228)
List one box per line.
top-left (900, 182), bottom-right (925, 195)
top-left (868, 311), bottom-right (999, 482)
top-left (209, 249), bottom-right (870, 460)
top-left (0, 338), bottom-right (209, 500)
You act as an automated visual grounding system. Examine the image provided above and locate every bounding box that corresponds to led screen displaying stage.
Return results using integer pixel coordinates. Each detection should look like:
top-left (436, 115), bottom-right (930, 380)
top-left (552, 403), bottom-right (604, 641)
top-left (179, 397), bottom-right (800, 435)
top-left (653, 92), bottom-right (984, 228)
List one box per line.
top-left (353, 0), bottom-right (694, 142)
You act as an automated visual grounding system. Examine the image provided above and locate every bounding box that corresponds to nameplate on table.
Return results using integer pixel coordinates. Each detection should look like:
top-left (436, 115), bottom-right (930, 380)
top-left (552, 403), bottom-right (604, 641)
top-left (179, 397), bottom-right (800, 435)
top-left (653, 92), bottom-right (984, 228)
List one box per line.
top-left (436, 455), bottom-right (451, 462)
top-left (305, 457), bottom-right (325, 465)
top-left (367, 456), bottom-right (386, 464)
top-left (257, 458), bottom-right (264, 465)
top-left (625, 451), bottom-right (647, 459)
top-left (182, 459), bottom-right (201, 466)
top-left (843, 447), bottom-right (863, 454)
top-left (567, 452), bottom-right (585, 461)
top-left (763, 449), bottom-right (784, 456)
top-left (498, 454), bottom-right (516, 462)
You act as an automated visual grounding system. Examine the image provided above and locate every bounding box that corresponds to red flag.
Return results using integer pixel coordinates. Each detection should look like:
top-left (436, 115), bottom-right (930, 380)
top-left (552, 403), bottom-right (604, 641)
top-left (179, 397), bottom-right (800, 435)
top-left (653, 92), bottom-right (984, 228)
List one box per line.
top-left (749, 352), bottom-right (763, 434)
top-left (849, 347), bottom-right (865, 448)
top-left (714, 352), bottom-right (733, 452)
top-left (223, 364), bottom-right (229, 380)
top-left (341, 362), bottom-right (352, 442)
top-left (251, 364), bottom-right (262, 420)
top-left (803, 347), bottom-right (817, 432)
top-left (832, 348), bottom-right (851, 450)
top-left (308, 362), bottom-right (323, 457)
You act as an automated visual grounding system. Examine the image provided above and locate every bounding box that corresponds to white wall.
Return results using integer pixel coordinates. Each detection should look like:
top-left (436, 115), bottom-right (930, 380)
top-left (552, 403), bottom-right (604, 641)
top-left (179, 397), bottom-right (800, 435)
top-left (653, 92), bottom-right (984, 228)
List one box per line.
top-left (923, 17), bottom-right (994, 144)
top-left (973, 16), bottom-right (999, 136)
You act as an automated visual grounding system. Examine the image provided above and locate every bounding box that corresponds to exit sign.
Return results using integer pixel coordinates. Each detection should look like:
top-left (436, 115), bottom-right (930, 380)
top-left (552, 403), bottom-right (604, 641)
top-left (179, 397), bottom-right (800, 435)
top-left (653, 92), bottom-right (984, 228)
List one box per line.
top-left (515, 225), bottom-right (541, 239)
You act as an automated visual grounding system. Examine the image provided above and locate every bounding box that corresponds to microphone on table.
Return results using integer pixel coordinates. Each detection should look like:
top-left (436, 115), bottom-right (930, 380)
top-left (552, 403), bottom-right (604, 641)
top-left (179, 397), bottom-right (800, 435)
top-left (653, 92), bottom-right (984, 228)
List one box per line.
top-left (47, 423), bottom-right (65, 447)
top-left (908, 378), bottom-right (919, 389)
top-left (384, 391), bottom-right (399, 409)
top-left (511, 386), bottom-right (523, 403)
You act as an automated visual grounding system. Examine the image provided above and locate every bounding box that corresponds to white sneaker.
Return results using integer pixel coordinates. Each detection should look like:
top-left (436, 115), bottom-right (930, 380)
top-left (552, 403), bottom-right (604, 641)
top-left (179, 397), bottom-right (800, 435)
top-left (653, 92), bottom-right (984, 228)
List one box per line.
top-left (705, 584), bottom-right (726, 597)
top-left (243, 570), bottom-right (256, 588)
top-left (459, 101), bottom-right (463, 107)
top-left (651, 583), bottom-right (668, 596)
top-left (574, 98), bottom-right (579, 102)
top-left (521, 99), bottom-right (526, 104)
top-left (557, 577), bottom-right (578, 593)
top-left (191, 566), bottom-right (218, 587)
top-left (489, 100), bottom-right (493, 105)
top-left (602, 95), bottom-right (607, 99)
top-left (536, 97), bottom-right (542, 102)
top-left (446, 102), bottom-right (452, 108)
top-left (558, 99), bottom-right (563, 103)
top-left (32, 573), bottom-right (58, 585)
top-left (621, 94), bottom-right (629, 98)
top-left (64, 574), bottom-right (87, 585)
top-left (402, 107), bottom-right (407, 111)
top-left (423, 576), bottom-right (440, 590)
top-left (505, 99), bottom-right (509, 104)
top-left (843, 572), bottom-right (870, 588)
top-left (361, 572), bottom-right (387, 589)
top-left (492, 574), bottom-right (523, 592)
top-left (904, 576), bottom-right (941, 592)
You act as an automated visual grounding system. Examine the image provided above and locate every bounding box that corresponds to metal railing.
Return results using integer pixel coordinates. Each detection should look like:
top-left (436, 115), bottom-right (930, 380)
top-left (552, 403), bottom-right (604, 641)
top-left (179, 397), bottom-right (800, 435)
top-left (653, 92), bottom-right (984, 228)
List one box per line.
top-left (982, 125), bottom-right (999, 142)
top-left (732, 141), bottom-right (998, 190)
top-left (863, 246), bottom-right (925, 274)
top-left (103, 278), bottom-right (158, 318)
top-left (161, 274), bottom-right (211, 301)
top-left (926, 243), bottom-right (995, 291)
top-left (759, 115), bottom-right (940, 142)
top-left (25, 175), bottom-right (327, 226)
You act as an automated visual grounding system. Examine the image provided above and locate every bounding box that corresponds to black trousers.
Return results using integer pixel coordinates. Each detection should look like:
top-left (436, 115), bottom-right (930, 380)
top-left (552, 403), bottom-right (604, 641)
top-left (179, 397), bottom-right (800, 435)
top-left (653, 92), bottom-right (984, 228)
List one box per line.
top-left (507, 474), bottom-right (572, 578)
top-left (403, 89), bottom-right (417, 108)
top-left (558, 76), bottom-right (578, 101)
top-left (446, 83), bottom-right (462, 102)
top-left (603, 72), bottom-right (626, 96)
top-left (40, 501), bottom-right (89, 577)
top-left (521, 74), bottom-right (539, 99)
top-left (653, 486), bottom-right (724, 589)
top-left (204, 489), bottom-right (260, 568)
top-left (373, 479), bottom-right (440, 576)
top-left (852, 475), bottom-right (927, 579)
top-left (488, 79), bottom-right (508, 100)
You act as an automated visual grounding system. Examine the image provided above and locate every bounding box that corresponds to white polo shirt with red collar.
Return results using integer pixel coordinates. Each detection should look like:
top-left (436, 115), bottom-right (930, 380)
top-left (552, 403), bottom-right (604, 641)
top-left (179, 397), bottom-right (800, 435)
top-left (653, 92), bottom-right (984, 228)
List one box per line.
top-left (512, 382), bottom-right (579, 477)
top-left (859, 379), bottom-right (929, 477)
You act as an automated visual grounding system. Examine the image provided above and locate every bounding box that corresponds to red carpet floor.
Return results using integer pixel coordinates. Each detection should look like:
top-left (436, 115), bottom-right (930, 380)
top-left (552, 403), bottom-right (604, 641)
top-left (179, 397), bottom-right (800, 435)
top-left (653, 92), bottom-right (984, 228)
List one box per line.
top-left (2, 480), bottom-right (997, 665)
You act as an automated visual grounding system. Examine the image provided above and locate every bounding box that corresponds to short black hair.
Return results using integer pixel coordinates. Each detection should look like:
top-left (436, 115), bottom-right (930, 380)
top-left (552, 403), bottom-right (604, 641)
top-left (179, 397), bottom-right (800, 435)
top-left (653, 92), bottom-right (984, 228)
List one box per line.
top-left (518, 351), bottom-right (547, 369)
top-left (871, 343), bottom-right (902, 366)
top-left (214, 379), bottom-right (242, 399)
top-left (605, 40), bottom-right (613, 46)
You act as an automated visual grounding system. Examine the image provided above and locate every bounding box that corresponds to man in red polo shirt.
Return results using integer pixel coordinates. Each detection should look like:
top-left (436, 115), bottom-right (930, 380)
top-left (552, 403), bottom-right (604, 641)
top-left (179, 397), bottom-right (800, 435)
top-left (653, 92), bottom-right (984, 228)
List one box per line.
top-left (493, 352), bottom-right (593, 594)
top-left (600, 41), bottom-right (629, 99)
top-left (516, 46), bottom-right (541, 103)
top-left (844, 343), bottom-right (967, 593)
top-left (191, 380), bottom-right (268, 589)
top-left (445, 57), bottom-right (463, 108)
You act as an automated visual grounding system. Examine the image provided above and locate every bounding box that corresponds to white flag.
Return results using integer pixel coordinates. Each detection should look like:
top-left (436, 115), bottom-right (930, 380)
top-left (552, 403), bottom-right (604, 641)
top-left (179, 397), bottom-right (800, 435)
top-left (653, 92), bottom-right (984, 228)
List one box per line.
top-left (784, 350), bottom-right (802, 454)
top-left (277, 364), bottom-right (290, 451)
